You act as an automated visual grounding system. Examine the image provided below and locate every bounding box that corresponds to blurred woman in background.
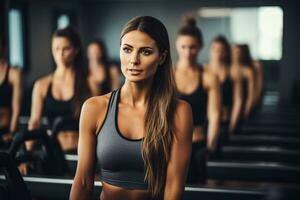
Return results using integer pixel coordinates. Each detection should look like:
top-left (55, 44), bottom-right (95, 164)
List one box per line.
top-left (27, 26), bottom-right (91, 152)
top-left (0, 35), bottom-right (22, 147)
top-left (87, 39), bottom-right (120, 94)
top-left (174, 17), bottom-right (221, 184)
top-left (205, 35), bottom-right (243, 135)
top-left (87, 40), bottom-right (112, 96)
top-left (231, 44), bottom-right (256, 119)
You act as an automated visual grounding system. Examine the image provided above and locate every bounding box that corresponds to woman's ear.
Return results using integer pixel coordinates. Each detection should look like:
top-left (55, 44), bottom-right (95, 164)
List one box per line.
top-left (159, 50), bottom-right (168, 66)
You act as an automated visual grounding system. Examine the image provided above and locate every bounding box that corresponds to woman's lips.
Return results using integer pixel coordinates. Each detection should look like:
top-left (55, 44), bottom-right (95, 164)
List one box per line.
top-left (127, 68), bottom-right (142, 75)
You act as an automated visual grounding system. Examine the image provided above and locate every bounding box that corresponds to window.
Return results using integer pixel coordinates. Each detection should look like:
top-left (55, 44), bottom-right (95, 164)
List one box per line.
top-left (57, 14), bottom-right (70, 29)
top-left (230, 6), bottom-right (283, 60)
top-left (198, 6), bottom-right (283, 61)
top-left (8, 8), bottom-right (24, 69)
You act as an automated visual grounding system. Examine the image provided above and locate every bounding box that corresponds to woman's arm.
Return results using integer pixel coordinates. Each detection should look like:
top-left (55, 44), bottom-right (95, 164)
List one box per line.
top-left (28, 78), bottom-right (49, 131)
top-left (9, 68), bottom-right (22, 133)
top-left (229, 76), bottom-right (243, 134)
top-left (70, 95), bottom-right (109, 200)
top-left (253, 61), bottom-right (264, 105)
top-left (164, 101), bottom-right (193, 200)
top-left (205, 73), bottom-right (221, 151)
top-left (244, 68), bottom-right (255, 118)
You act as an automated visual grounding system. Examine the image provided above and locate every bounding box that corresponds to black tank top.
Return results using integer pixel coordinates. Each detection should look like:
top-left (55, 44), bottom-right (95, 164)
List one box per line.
top-left (0, 66), bottom-right (12, 108)
top-left (179, 68), bottom-right (208, 126)
top-left (221, 77), bottom-right (233, 108)
top-left (43, 83), bottom-right (74, 123)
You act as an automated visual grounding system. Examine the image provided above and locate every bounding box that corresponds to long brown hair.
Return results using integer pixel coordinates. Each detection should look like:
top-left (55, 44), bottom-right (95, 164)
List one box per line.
top-left (213, 35), bottom-right (231, 66)
top-left (52, 26), bottom-right (91, 117)
top-left (120, 16), bottom-right (177, 198)
top-left (235, 44), bottom-right (253, 67)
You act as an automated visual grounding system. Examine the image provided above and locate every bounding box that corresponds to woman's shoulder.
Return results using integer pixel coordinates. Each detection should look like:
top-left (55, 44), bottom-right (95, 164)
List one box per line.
top-left (82, 92), bottom-right (113, 113)
top-left (174, 99), bottom-right (193, 119)
top-left (34, 74), bottom-right (52, 87)
top-left (81, 92), bottom-right (114, 133)
top-left (8, 67), bottom-right (22, 83)
top-left (202, 69), bottom-right (219, 89)
top-left (32, 74), bottom-right (52, 96)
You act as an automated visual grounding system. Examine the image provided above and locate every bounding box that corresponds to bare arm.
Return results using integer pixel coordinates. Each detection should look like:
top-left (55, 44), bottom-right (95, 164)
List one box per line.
top-left (244, 68), bottom-right (255, 118)
top-left (164, 101), bottom-right (193, 200)
top-left (229, 76), bottom-right (243, 134)
top-left (9, 68), bottom-right (22, 133)
top-left (26, 78), bottom-right (49, 151)
top-left (254, 61), bottom-right (264, 105)
top-left (70, 96), bottom-right (109, 200)
top-left (28, 79), bottom-right (47, 131)
top-left (205, 73), bottom-right (221, 151)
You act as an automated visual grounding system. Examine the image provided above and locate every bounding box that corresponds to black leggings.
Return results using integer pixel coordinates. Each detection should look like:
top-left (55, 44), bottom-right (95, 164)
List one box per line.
top-left (186, 140), bottom-right (207, 184)
top-left (0, 126), bottom-right (10, 149)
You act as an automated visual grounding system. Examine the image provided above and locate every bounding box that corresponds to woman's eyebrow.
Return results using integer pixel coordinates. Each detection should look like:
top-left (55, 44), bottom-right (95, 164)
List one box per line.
top-left (123, 43), bottom-right (133, 48)
top-left (123, 43), bottom-right (153, 50)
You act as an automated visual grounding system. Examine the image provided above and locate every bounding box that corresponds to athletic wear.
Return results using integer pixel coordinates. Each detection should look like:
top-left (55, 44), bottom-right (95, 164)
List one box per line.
top-left (96, 88), bottom-right (148, 190)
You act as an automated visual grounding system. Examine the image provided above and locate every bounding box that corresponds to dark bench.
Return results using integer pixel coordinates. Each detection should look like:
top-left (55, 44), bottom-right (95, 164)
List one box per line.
top-left (220, 146), bottom-right (300, 165)
top-left (227, 135), bottom-right (300, 149)
top-left (207, 161), bottom-right (300, 183)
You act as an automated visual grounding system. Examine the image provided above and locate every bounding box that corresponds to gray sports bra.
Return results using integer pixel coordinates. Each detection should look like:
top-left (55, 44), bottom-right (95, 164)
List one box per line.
top-left (96, 88), bottom-right (148, 190)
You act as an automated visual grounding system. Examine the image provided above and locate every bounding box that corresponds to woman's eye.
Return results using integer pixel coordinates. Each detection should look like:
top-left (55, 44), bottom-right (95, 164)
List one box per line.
top-left (141, 49), bottom-right (152, 56)
top-left (123, 47), bottom-right (132, 53)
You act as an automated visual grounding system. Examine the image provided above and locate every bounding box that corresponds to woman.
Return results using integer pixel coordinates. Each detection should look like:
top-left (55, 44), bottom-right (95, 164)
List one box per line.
top-left (87, 39), bottom-right (120, 93)
top-left (70, 16), bottom-right (193, 200)
top-left (27, 26), bottom-right (90, 152)
top-left (0, 36), bottom-right (22, 146)
top-left (174, 17), bottom-right (221, 183)
top-left (231, 44), bottom-right (256, 119)
top-left (205, 36), bottom-right (243, 135)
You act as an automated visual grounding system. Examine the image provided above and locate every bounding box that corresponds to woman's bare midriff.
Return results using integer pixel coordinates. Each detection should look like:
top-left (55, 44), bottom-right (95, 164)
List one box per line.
top-left (99, 182), bottom-right (152, 200)
top-left (192, 125), bottom-right (205, 142)
top-left (0, 108), bottom-right (10, 128)
top-left (57, 130), bottom-right (79, 151)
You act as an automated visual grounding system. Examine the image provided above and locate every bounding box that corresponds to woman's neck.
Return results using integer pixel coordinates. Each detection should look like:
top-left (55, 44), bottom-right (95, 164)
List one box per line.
top-left (54, 65), bottom-right (75, 81)
top-left (122, 79), bottom-right (153, 108)
top-left (177, 59), bottom-right (197, 70)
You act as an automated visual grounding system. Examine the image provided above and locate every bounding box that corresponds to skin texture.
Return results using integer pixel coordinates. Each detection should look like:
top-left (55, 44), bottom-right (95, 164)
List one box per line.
top-left (253, 61), bottom-right (264, 106)
top-left (0, 62), bottom-right (22, 141)
top-left (175, 35), bottom-right (221, 151)
top-left (70, 30), bottom-right (193, 200)
top-left (206, 41), bottom-right (243, 134)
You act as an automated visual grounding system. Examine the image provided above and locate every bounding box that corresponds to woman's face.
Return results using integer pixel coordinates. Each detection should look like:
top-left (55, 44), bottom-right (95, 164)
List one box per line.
top-left (120, 30), bottom-right (163, 83)
top-left (210, 41), bottom-right (226, 63)
top-left (87, 43), bottom-right (103, 61)
top-left (52, 37), bottom-right (77, 67)
top-left (176, 35), bottom-right (200, 63)
top-left (231, 45), bottom-right (241, 63)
